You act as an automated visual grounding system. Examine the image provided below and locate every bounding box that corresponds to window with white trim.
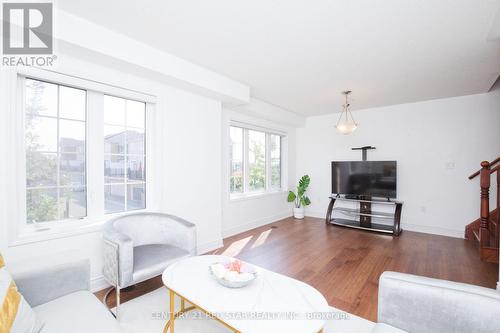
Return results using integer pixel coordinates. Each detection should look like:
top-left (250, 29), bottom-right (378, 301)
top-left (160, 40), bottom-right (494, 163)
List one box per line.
top-left (104, 95), bottom-right (146, 213)
top-left (22, 76), bottom-right (150, 224)
top-left (229, 125), bottom-right (283, 197)
top-left (25, 79), bottom-right (87, 223)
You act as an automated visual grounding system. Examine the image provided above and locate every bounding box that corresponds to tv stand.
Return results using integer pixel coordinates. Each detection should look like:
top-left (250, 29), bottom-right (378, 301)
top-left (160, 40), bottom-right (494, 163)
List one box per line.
top-left (326, 196), bottom-right (403, 235)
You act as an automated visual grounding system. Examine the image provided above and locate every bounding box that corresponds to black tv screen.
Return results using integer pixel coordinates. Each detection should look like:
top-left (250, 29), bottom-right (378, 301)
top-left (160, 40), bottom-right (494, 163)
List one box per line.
top-left (331, 161), bottom-right (397, 198)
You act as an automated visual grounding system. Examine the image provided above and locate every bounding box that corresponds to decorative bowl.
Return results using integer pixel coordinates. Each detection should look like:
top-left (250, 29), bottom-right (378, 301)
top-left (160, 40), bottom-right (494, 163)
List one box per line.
top-left (209, 259), bottom-right (257, 288)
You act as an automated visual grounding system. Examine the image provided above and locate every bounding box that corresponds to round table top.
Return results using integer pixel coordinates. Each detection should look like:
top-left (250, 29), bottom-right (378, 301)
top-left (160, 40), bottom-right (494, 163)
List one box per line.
top-left (162, 255), bottom-right (329, 333)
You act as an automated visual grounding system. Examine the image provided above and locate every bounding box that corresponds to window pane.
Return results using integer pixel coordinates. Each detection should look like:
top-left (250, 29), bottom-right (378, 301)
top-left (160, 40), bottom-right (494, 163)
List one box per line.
top-left (126, 100), bottom-right (145, 128)
top-left (59, 86), bottom-right (86, 120)
top-left (59, 119), bottom-right (85, 153)
top-left (59, 187), bottom-right (86, 219)
top-left (24, 79), bottom-right (87, 223)
top-left (127, 155), bottom-right (145, 181)
top-left (270, 135), bottom-right (281, 189)
top-left (26, 116), bottom-right (57, 152)
top-left (248, 130), bottom-right (266, 191)
top-left (60, 153), bottom-right (85, 186)
top-left (104, 155), bottom-right (125, 183)
top-left (104, 96), bottom-right (147, 214)
top-left (104, 95), bottom-right (126, 125)
top-left (25, 79), bottom-right (57, 117)
top-left (26, 152), bottom-right (57, 187)
top-left (127, 183), bottom-right (145, 210)
top-left (126, 129), bottom-right (145, 155)
top-left (104, 125), bottom-right (126, 154)
top-left (229, 127), bottom-right (243, 193)
top-left (26, 188), bottom-right (58, 223)
top-left (105, 184), bottom-right (125, 214)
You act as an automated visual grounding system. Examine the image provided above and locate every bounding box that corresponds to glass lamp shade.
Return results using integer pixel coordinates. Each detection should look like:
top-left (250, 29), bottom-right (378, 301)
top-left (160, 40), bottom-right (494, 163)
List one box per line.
top-left (336, 122), bottom-right (358, 135)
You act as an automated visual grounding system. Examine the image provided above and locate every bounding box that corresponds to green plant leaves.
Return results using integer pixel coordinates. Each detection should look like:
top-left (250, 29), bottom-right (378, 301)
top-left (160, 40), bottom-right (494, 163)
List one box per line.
top-left (287, 175), bottom-right (311, 207)
top-left (298, 175), bottom-right (310, 189)
top-left (300, 196), bottom-right (311, 207)
top-left (297, 175), bottom-right (310, 196)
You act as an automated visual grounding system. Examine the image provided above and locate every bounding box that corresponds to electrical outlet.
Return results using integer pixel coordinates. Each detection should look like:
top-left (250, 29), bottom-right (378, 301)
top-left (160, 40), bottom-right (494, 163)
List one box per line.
top-left (445, 161), bottom-right (455, 170)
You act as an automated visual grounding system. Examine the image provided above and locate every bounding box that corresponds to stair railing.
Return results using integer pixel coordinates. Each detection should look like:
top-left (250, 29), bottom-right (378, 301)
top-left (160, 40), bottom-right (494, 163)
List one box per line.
top-left (469, 157), bottom-right (500, 247)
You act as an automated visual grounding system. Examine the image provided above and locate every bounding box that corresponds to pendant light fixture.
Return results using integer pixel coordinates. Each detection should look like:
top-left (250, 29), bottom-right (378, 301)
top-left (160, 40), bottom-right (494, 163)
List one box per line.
top-left (335, 90), bottom-right (358, 135)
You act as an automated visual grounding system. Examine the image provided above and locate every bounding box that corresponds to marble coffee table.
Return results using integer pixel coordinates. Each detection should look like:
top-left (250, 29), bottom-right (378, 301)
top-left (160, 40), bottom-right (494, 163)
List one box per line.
top-left (162, 255), bottom-right (329, 333)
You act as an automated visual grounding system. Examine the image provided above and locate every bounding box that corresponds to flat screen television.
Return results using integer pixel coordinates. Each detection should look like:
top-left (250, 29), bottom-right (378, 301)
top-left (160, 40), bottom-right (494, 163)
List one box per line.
top-left (331, 161), bottom-right (397, 198)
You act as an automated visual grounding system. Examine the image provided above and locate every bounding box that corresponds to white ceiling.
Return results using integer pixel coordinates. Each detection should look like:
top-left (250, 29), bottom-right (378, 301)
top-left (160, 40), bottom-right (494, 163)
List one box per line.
top-left (58, 0), bottom-right (500, 116)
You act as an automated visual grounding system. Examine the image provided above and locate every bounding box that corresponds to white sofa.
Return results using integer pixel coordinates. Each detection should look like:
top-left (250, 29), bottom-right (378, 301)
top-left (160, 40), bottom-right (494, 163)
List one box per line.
top-left (12, 259), bottom-right (123, 333)
top-left (330, 271), bottom-right (500, 333)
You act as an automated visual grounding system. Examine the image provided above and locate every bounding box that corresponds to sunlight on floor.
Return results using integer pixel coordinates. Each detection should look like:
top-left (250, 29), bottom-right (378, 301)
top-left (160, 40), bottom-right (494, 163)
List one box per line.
top-left (251, 229), bottom-right (272, 248)
top-left (221, 236), bottom-right (253, 257)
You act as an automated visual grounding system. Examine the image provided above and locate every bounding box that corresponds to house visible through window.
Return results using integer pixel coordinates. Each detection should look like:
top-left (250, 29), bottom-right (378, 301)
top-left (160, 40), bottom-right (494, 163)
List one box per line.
top-left (229, 125), bottom-right (283, 196)
top-left (25, 79), bottom-right (87, 223)
top-left (23, 76), bottom-right (149, 225)
top-left (104, 95), bottom-right (146, 213)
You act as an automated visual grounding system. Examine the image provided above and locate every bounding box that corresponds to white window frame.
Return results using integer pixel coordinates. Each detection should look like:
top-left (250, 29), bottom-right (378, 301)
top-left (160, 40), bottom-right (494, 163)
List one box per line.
top-left (10, 68), bottom-right (156, 244)
top-left (24, 78), bottom-right (88, 223)
top-left (229, 121), bottom-right (286, 200)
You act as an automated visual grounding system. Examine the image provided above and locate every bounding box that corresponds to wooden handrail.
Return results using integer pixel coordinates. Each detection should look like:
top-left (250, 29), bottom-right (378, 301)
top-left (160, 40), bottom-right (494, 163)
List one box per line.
top-left (466, 158), bottom-right (499, 256)
top-left (490, 164), bottom-right (499, 174)
top-left (479, 161), bottom-right (491, 247)
top-left (468, 157), bottom-right (500, 179)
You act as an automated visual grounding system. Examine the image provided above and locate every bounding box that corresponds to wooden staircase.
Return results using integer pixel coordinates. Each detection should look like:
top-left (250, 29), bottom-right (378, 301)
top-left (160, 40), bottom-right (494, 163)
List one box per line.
top-left (464, 157), bottom-right (499, 263)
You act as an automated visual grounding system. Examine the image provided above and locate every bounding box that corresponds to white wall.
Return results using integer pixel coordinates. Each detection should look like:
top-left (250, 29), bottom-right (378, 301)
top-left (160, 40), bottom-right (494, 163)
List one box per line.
top-left (0, 53), bottom-right (224, 290)
top-left (159, 88), bottom-right (223, 251)
top-left (296, 91), bottom-right (500, 238)
top-left (221, 105), bottom-right (299, 237)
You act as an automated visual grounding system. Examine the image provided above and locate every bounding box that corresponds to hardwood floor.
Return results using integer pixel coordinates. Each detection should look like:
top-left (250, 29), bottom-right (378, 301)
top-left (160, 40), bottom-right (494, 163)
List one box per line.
top-left (95, 216), bottom-right (499, 322)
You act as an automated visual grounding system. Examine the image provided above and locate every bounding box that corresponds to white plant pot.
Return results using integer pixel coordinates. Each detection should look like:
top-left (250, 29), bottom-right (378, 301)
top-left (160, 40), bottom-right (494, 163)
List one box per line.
top-left (293, 207), bottom-right (305, 219)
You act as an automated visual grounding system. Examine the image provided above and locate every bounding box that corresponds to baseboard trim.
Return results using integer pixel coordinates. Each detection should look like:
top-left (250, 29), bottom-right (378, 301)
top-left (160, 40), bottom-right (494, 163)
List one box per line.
top-left (306, 210), bottom-right (464, 239)
top-left (222, 211), bottom-right (292, 238)
top-left (91, 275), bottom-right (110, 293)
top-left (401, 223), bottom-right (464, 239)
top-left (198, 238), bottom-right (224, 254)
top-left (306, 211), bottom-right (327, 220)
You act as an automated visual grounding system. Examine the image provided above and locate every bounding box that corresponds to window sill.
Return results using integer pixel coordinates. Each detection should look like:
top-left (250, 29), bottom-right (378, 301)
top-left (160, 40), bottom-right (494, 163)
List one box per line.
top-left (9, 210), bottom-right (149, 247)
top-left (229, 190), bottom-right (288, 203)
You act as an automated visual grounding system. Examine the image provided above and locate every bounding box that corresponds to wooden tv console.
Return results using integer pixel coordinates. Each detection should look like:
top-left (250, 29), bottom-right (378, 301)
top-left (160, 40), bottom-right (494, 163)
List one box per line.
top-left (325, 196), bottom-right (403, 236)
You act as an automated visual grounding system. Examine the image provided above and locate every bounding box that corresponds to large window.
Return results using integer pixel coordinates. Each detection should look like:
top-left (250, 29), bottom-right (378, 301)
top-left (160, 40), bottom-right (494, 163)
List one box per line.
top-left (104, 95), bottom-right (146, 213)
top-left (23, 76), bottom-right (149, 225)
top-left (25, 79), bottom-right (87, 223)
top-left (270, 134), bottom-right (281, 189)
top-left (229, 127), bottom-right (243, 193)
top-left (229, 125), bottom-right (283, 196)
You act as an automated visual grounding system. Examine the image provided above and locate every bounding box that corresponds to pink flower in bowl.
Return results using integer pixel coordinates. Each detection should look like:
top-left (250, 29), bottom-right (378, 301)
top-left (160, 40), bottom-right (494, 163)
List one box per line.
top-left (209, 259), bottom-right (258, 288)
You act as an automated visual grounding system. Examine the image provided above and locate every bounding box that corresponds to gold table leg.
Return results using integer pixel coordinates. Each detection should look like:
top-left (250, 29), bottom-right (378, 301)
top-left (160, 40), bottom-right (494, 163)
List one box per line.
top-left (162, 288), bottom-right (243, 333)
top-left (170, 289), bottom-right (175, 333)
top-left (163, 289), bottom-right (196, 333)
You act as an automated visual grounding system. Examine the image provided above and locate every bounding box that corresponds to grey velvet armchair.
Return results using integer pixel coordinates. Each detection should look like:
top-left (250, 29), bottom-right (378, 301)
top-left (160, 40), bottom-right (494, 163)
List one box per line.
top-left (102, 212), bottom-right (196, 317)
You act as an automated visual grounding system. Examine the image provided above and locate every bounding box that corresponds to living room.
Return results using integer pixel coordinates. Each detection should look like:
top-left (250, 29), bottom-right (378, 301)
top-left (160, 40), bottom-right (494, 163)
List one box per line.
top-left (0, 1), bottom-right (499, 333)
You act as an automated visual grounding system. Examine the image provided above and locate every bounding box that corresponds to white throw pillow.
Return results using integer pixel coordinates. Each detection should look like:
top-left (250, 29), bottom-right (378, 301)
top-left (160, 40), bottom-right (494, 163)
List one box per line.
top-left (0, 254), bottom-right (42, 333)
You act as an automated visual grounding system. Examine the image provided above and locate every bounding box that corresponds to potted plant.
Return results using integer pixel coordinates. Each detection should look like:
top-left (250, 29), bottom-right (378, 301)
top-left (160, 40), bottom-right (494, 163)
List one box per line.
top-left (287, 175), bottom-right (311, 219)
